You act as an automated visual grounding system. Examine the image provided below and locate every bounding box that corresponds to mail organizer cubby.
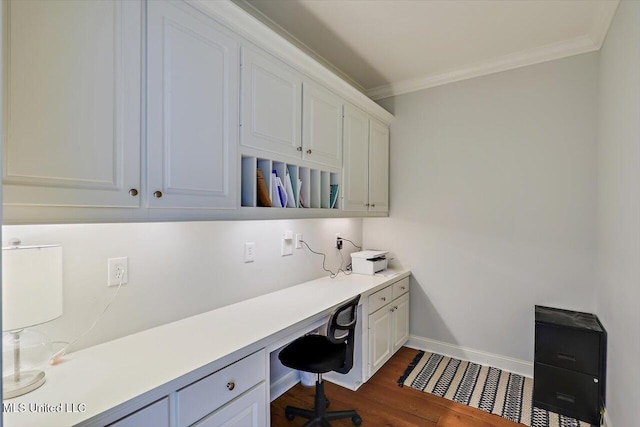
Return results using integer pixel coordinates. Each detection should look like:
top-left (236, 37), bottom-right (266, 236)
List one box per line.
top-left (534, 305), bottom-right (607, 425)
top-left (241, 156), bottom-right (340, 209)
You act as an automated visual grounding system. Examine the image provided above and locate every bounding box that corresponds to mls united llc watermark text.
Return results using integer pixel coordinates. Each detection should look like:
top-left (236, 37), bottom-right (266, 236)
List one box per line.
top-left (3, 402), bottom-right (87, 413)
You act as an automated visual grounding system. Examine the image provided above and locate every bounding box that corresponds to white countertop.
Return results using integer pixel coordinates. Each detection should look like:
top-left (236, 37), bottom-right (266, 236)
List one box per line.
top-left (4, 270), bottom-right (410, 427)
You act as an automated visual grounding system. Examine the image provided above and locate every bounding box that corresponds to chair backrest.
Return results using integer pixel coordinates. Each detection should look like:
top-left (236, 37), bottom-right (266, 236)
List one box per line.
top-left (326, 294), bottom-right (360, 374)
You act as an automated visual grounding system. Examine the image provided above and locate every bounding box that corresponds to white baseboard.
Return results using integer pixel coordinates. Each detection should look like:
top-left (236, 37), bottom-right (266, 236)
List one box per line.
top-left (602, 411), bottom-right (612, 427)
top-left (270, 370), bottom-right (299, 402)
top-left (406, 335), bottom-right (534, 378)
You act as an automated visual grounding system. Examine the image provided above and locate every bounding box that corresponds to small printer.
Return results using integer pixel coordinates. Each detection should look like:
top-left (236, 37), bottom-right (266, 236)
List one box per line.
top-left (350, 250), bottom-right (388, 275)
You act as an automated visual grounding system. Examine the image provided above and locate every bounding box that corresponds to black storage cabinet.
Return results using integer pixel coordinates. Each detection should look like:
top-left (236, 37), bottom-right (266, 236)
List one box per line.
top-left (534, 305), bottom-right (607, 425)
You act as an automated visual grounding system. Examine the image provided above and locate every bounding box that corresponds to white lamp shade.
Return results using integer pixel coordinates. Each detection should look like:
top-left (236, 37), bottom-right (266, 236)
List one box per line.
top-left (2, 245), bottom-right (63, 331)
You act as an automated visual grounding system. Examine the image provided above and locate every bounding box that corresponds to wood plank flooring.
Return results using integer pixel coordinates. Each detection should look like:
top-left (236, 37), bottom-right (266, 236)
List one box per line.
top-left (271, 347), bottom-right (525, 427)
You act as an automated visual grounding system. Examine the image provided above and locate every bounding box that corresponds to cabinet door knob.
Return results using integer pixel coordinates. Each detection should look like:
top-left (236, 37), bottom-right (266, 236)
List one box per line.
top-left (297, 146), bottom-right (302, 151)
top-left (400, 286), bottom-right (406, 290)
top-left (365, 203), bottom-right (370, 207)
top-left (129, 188), bottom-right (138, 197)
top-left (380, 297), bottom-right (386, 302)
top-left (153, 191), bottom-right (163, 198)
top-left (306, 149), bottom-right (312, 154)
top-left (371, 204), bottom-right (375, 208)
top-left (226, 381), bottom-right (235, 391)
top-left (593, 378), bottom-right (599, 383)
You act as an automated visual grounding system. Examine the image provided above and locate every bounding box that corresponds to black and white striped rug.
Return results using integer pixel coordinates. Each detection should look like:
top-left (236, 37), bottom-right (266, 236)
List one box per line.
top-left (398, 351), bottom-right (592, 427)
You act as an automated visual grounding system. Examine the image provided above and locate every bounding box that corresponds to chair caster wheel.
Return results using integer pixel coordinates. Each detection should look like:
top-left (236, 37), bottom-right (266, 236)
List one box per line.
top-left (352, 415), bottom-right (362, 426)
top-left (285, 410), bottom-right (295, 421)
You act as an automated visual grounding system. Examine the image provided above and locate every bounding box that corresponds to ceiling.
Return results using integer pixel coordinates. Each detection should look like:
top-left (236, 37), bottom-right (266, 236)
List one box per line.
top-left (236, 0), bottom-right (619, 100)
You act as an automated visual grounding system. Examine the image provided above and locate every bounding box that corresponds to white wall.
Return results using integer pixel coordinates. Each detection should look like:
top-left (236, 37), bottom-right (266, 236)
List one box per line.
top-left (1, 218), bottom-right (361, 352)
top-left (366, 52), bottom-right (599, 365)
top-left (596, 1), bottom-right (640, 426)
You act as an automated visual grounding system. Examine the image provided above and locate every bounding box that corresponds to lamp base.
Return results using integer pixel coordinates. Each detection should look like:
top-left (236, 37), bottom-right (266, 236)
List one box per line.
top-left (3, 370), bottom-right (46, 399)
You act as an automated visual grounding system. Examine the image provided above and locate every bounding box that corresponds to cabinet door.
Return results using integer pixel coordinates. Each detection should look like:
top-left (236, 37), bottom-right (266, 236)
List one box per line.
top-left (392, 293), bottom-right (410, 353)
top-left (342, 105), bottom-right (369, 212)
top-left (240, 47), bottom-right (302, 158)
top-left (3, 0), bottom-right (142, 208)
top-left (193, 383), bottom-right (267, 427)
top-left (369, 119), bottom-right (389, 213)
top-left (147, 0), bottom-right (238, 209)
top-left (108, 398), bottom-right (169, 427)
top-left (302, 82), bottom-right (343, 168)
top-left (369, 305), bottom-right (392, 377)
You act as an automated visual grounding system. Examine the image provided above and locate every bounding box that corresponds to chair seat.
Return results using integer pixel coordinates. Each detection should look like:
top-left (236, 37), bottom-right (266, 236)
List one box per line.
top-left (279, 334), bottom-right (346, 373)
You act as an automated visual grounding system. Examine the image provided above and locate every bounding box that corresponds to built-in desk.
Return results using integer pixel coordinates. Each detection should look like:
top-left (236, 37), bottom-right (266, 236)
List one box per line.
top-left (4, 270), bottom-right (410, 427)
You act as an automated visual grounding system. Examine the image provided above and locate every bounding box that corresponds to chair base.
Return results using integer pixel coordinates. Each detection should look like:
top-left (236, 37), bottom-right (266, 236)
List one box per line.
top-left (284, 378), bottom-right (361, 426)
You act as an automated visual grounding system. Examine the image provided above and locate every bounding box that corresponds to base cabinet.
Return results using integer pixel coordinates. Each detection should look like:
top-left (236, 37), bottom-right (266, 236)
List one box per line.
top-left (368, 278), bottom-right (410, 377)
top-left (108, 398), bottom-right (169, 427)
top-left (193, 383), bottom-right (267, 427)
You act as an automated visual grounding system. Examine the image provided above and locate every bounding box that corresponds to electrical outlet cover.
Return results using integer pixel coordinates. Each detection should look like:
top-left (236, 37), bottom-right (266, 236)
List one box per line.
top-left (107, 257), bottom-right (128, 287)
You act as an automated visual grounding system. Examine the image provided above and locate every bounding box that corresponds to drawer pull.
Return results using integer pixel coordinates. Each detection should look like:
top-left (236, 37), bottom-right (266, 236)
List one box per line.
top-left (400, 286), bottom-right (406, 290)
top-left (556, 352), bottom-right (576, 362)
top-left (381, 297), bottom-right (386, 302)
top-left (226, 381), bottom-right (235, 391)
top-left (556, 392), bottom-right (575, 404)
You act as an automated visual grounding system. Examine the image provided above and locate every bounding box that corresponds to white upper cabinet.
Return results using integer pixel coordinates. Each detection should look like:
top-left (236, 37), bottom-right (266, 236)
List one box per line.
top-left (2, 0), bottom-right (142, 208)
top-left (368, 119), bottom-right (390, 213)
top-left (240, 46), bottom-right (302, 158)
top-left (342, 105), bottom-right (369, 212)
top-left (343, 108), bottom-right (389, 213)
top-left (147, 0), bottom-right (238, 209)
top-left (302, 81), bottom-right (343, 169)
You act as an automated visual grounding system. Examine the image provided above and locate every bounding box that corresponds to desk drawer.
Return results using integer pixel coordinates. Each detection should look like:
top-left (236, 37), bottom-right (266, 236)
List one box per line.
top-left (535, 324), bottom-right (600, 375)
top-left (369, 285), bottom-right (392, 313)
top-left (177, 349), bottom-right (266, 427)
top-left (392, 277), bottom-right (409, 300)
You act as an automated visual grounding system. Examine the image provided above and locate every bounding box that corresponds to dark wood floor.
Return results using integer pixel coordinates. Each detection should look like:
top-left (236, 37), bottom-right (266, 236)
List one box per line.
top-left (271, 347), bottom-right (524, 427)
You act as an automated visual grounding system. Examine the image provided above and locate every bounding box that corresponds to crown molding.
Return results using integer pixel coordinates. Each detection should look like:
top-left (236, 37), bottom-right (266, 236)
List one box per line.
top-left (367, 0), bottom-right (620, 100)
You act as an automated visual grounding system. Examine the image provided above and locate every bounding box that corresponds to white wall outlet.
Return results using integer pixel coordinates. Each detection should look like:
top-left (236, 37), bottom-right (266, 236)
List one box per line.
top-left (295, 233), bottom-right (303, 249)
top-left (107, 257), bottom-right (128, 287)
top-left (244, 242), bottom-right (255, 263)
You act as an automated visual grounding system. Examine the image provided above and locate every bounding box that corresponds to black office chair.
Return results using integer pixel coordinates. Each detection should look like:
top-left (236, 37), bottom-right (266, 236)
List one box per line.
top-left (278, 295), bottom-right (362, 426)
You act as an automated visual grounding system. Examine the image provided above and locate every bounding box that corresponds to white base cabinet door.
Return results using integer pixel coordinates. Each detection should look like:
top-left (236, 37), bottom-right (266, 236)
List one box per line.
top-left (147, 0), bottom-right (238, 209)
top-left (391, 293), bottom-right (410, 353)
top-left (3, 0), bottom-right (142, 208)
top-left (193, 383), bottom-right (267, 427)
top-left (108, 398), bottom-right (169, 427)
top-left (368, 304), bottom-right (393, 376)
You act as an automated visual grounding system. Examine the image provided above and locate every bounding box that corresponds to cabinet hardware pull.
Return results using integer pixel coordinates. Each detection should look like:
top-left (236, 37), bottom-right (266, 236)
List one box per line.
top-left (556, 392), bottom-right (575, 404)
top-left (153, 191), bottom-right (163, 198)
top-left (297, 146), bottom-right (302, 151)
top-left (390, 307), bottom-right (395, 312)
top-left (557, 352), bottom-right (576, 362)
top-left (371, 204), bottom-right (375, 208)
top-left (400, 286), bottom-right (406, 290)
top-left (226, 381), bottom-right (235, 391)
top-left (381, 297), bottom-right (386, 301)
top-left (306, 149), bottom-right (312, 154)
top-left (129, 189), bottom-right (138, 197)
top-left (593, 378), bottom-right (599, 383)
top-left (365, 203), bottom-right (370, 207)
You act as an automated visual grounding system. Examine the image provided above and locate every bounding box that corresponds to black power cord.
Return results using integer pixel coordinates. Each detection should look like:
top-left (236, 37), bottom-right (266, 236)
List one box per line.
top-left (300, 239), bottom-right (353, 278)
